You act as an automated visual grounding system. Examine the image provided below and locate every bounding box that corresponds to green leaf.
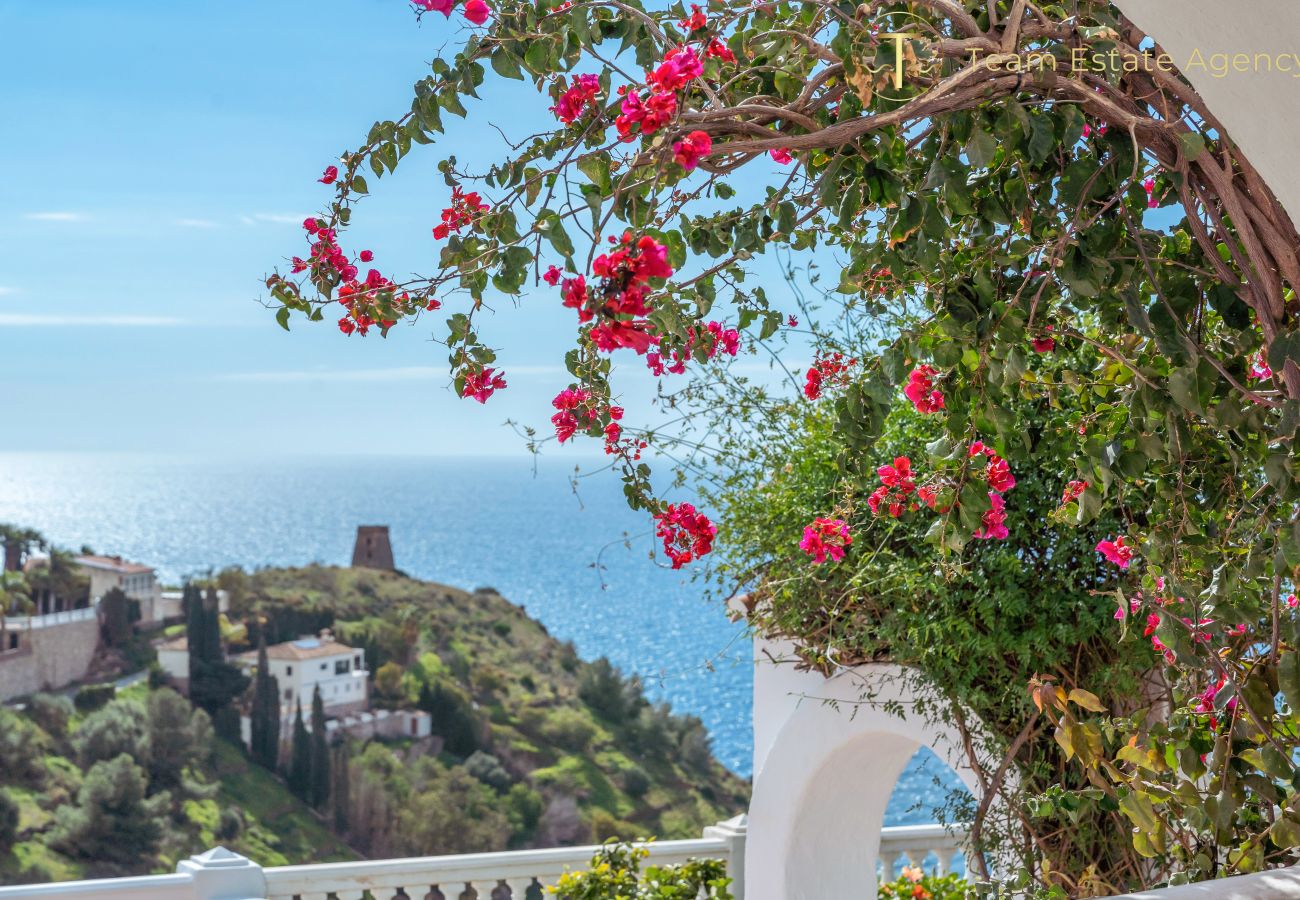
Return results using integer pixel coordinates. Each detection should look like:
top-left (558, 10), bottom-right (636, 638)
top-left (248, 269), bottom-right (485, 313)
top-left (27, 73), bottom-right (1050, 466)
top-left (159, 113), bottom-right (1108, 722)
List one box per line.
top-left (491, 48), bottom-right (524, 80)
top-left (965, 125), bottom-right (997, 169)
top-left (275, 307), bottom-right (291, 331)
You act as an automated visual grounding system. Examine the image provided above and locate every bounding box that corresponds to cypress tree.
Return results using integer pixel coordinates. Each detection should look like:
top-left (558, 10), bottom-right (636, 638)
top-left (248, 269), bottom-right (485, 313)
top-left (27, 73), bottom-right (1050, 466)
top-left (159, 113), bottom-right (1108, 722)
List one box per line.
top-left (288, 701), bottom-right (310, 801)
top-left (183, 582), bottom-right (204, 687)
top-left (199, 586), bottom-right (223, 664)
top-left (249, 635), bottom-right (280, 770)
top-left (331, 745), bottom-right (350, 834)
top-left (309, 686), bottom-right (330, 809)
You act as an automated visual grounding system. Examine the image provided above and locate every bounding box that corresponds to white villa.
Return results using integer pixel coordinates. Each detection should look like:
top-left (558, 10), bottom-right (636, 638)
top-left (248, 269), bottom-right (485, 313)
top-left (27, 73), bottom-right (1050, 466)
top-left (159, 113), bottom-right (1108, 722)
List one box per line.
top-left (239, 632), bottom-right (371, 717)
top-left (74, 554), bottom-right (164, 625)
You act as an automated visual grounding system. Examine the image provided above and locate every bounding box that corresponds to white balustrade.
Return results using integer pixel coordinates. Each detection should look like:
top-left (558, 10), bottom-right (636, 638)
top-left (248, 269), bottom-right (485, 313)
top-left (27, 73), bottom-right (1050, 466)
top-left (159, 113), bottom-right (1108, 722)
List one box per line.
top-left (262, 834), bottom-right (736, 899)
top-left (5, 821), bottom-right (1300, 898)
top-left (877, 823), bottom-right (968, 880)
top-left (10, 606), bottom-right (97, 630)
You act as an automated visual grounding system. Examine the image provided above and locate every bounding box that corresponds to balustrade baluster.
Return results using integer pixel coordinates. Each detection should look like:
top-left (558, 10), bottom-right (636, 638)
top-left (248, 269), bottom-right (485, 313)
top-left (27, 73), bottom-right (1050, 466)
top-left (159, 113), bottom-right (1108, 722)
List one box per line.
top-left (503, 878), bottom-right (534, 899)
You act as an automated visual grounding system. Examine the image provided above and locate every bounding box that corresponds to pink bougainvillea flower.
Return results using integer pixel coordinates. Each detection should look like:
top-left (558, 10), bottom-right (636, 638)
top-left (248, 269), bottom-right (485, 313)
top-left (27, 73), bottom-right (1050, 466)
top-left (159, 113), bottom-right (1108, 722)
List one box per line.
top-left (1143, 176), bottom-right (1158, 208)
top-left (787, 315), bottom-right (798, 327)
top-left (973, 492), bottom-right (1009, 540)
top-left (769, 148), bottom-right (793, 165)
top-left (358, 250), bottom-right (374, 263)
top-left (1031, 325), bottom-right (1056, 353)
top-left (800, 517), bottom-right (852, 564)
top-left (706, 38), bottom-right (736, 63)
top-left (1097, 535), bottom-right (1135, 569)
top-left (1288, 593), bottom-right (1298, 609)
top-left (550, 73), bottom-right (601, 124)
top-left (550, 387), bottom-right (593, 443)
top-left (903, 365), bottom-right (944, 414)
top-left (655, 502), bottom-right (716, 568)
top-left (1061, 479), bottom-right (1088, 505)
top-left (803, 352), bottom-right (856, 400)
top-left (984, 455), bottom-right (1016, 493)
top-left (678, 4), bottom-right (707, 31)
top-left (647, 47), bottom-right (703, 91)
top-left (416, 0), bottom-right (455, 14)
top-left (543, 265), bottom-right (563, 286)
top-left (319, 165), bottom-right (339, 185)
top-left (869, 457), bottom-right (917, 518)
top-left (672, 130), bottom-right (712, 171)
top-left (461, 367), bottom-right (506, 403)
top-left (462, 0), bottom-right (491, 23)
top-left (1249, 349), bottom-right (1273, 381)
top-left (706, 321), bottom-right (740, 357)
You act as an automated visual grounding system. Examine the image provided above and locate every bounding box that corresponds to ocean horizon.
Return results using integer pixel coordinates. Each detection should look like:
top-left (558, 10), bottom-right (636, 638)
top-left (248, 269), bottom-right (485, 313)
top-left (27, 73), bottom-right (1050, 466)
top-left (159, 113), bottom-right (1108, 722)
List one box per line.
top-left (0, 450), bottom-right (965, 824)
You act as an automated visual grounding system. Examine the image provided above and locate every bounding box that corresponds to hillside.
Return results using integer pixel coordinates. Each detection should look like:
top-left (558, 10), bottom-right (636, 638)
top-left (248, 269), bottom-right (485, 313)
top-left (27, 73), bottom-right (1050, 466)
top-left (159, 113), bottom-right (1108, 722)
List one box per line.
top-left (217, 564), bottom-right (750, 856)
top-left (0, 682), bottom-right (356, 885)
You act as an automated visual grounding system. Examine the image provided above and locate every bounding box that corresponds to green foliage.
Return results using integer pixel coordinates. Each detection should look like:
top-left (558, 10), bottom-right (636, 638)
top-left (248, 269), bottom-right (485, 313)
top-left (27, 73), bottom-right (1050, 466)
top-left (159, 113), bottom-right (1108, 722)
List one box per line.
top-left (288, 702), bottom-right (311, 802)
top-left (145, 688), bottom-right (213, 792)
top-left (0, 709), bottom-right (50, 787)
top-left (539, 708), bottom-right (597, 753)
top-left (550, 842), bottom-right (732, 899)
top-left (99, 587), bottom-right (134, 647)
top-left (578, 657), bottom-right (645, 724)
top-left (24, 695), bottom-right (72, 746)
top-left (0, 791), bottom-right (18, 857)
top-left (249, 635), bottom-right (281, 771)
top-left (49, 754), bottom-right (168, 873)
top-left (72, 684), bottom-right (115, 714)
top-left (72, 699), bottom-right (149, 770)
top-left (878, 871), bottom-right (969, 900)
top-left (309, 688), bottom-right (330, 809)
top-left (465, 750), bottom-right (513, 791)
top-left (417, 676), bottom-right (481, 757)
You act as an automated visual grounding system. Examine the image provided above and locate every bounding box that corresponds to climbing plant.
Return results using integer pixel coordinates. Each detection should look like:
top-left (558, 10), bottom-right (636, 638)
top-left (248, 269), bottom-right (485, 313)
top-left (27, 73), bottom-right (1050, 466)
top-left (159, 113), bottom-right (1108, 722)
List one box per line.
top-left (265, 0), bottom-right (1300, 892)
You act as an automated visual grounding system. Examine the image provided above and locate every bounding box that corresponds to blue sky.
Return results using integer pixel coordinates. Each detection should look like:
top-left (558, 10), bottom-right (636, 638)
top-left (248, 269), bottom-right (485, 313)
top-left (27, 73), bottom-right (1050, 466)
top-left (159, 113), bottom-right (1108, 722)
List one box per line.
top-left (0, 0), bottom-right (709, 455)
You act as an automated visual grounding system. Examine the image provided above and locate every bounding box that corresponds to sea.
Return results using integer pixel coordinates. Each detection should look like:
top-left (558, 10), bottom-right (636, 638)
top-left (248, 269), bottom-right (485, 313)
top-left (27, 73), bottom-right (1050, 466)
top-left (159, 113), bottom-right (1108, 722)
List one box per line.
top-left (0, 452), bottom-right (965, 825)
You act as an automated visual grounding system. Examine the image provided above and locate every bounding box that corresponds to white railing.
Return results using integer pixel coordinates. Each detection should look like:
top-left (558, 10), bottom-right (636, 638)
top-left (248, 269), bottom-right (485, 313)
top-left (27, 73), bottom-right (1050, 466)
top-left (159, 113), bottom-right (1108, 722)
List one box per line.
top-left (9, 606), bottom-right (97, 630)
top-left (878, 823), bottom-right (967, 878)
top-left (4, 821), bottom-right (1300, 899)
top-left (0, 818), bottom-right (748, 900)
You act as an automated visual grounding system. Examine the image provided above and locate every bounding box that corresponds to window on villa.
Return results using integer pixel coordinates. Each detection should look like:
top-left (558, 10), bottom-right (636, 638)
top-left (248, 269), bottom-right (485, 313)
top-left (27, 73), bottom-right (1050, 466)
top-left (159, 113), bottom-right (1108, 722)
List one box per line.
top-left (335, 659), bottom-right (350, 675)
top-left (355, 654), bottom-right (362, 668)
top-left (285, 665), bottom-right (293, 676)
top-left (283, 688), bottom-right (292, 700)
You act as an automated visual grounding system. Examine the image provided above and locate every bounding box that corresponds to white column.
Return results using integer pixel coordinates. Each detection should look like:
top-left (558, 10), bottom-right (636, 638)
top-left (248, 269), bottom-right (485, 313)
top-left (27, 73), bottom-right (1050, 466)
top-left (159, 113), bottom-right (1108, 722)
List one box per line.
top-left (176, 847), bottom-right (266, 900)
top-left (703, 814), bottom-right (748, 899)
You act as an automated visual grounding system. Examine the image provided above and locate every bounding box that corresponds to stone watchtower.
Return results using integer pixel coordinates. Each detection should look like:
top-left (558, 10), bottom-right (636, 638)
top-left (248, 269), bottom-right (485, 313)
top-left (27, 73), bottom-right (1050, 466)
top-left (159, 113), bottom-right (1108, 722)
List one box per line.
top-left (351, 526), bottom-right (395, 571)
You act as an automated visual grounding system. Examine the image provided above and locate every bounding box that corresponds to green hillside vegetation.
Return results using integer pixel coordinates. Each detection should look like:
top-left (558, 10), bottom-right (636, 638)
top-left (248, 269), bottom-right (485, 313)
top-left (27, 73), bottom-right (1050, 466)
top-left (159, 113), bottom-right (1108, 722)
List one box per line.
top-left (0, 683), bottom-right (355, 885)
top-left (217, 564), bottom-right (749, 855)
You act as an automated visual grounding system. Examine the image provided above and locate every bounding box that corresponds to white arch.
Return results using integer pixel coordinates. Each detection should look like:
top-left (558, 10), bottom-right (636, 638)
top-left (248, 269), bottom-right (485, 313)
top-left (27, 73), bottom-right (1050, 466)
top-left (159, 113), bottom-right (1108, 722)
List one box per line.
top-left (745, 634), bottom-right (984, 900)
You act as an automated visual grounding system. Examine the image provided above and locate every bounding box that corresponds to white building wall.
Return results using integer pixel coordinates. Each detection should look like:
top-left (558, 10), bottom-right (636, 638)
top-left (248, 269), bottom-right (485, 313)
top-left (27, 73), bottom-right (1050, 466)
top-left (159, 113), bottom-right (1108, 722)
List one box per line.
top-left (266, 650), bottom-right (369, 716)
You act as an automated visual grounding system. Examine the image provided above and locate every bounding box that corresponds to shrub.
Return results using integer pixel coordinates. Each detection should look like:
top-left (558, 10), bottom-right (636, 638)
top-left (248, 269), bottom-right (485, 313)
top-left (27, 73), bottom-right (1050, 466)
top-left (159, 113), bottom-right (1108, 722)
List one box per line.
top-left (0, 707), bottom-right (53, 786)
top-left (25, 693), bottom-right (73, 743)
top-left (0, 790), bottom-right (18, 856)
top-left (551, 843), bottom-right (731, 900)
top-left (73, 699), bottom-right (149, 769)
top-left (50, 754), bottom-right (168, 871)
top-left (73, 684), bottom-right (115, 714)
top-left (621, 766), bottom-right (651, 800)
top-left (878, 870), bottom-right (968, 900)
top-left (374, 661), bottom-right (405, 700)
top-left (578, 658), bottom-right (644, 724)
top-left (539, 708), bottom-right (597, 753)
top-left (464, 751), bottom-right (512, 792)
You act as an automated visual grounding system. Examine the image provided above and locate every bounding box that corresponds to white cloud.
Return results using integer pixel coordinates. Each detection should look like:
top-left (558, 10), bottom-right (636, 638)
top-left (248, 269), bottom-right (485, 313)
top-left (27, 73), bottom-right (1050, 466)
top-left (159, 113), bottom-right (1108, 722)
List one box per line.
top-left (24, 211), bottom-right (88, 222)
top-left (176, 218), bottom-right (221, 229)
top-left (0, 314), bottom-right (185, 327)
